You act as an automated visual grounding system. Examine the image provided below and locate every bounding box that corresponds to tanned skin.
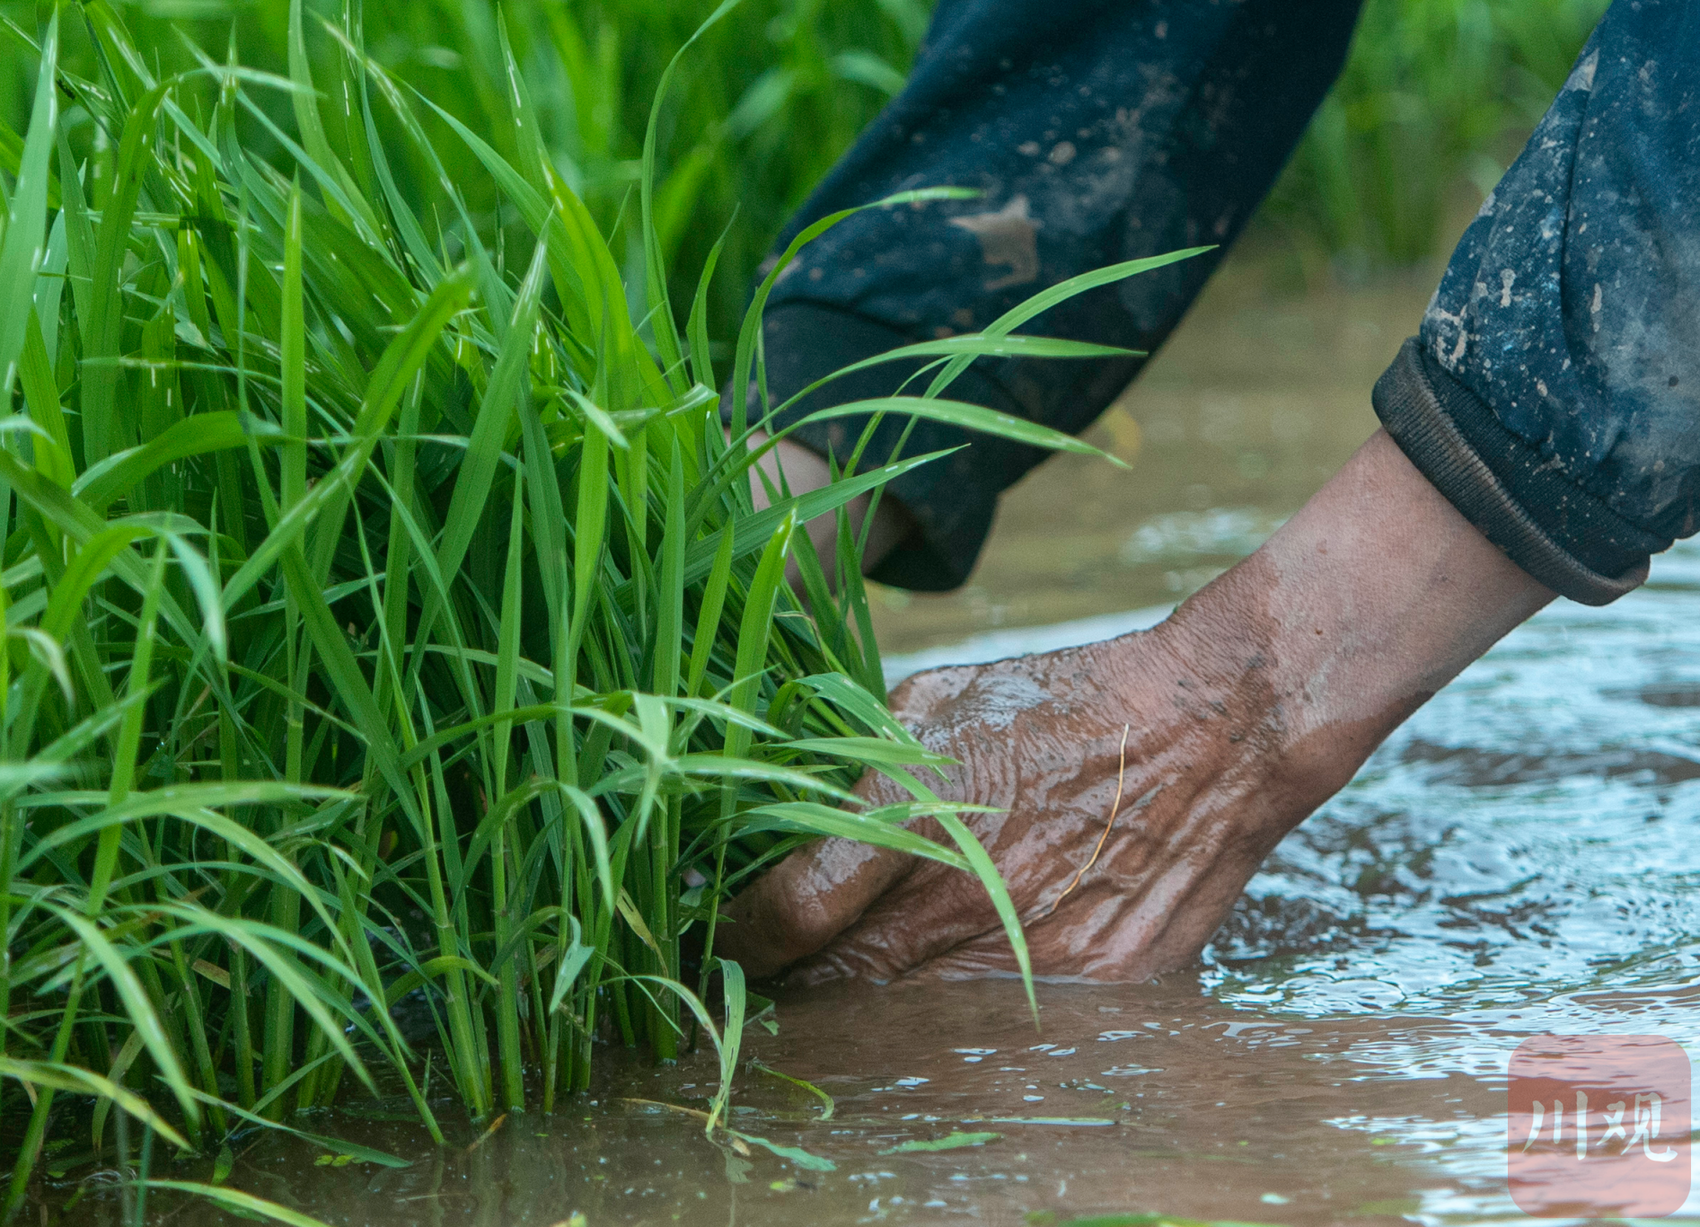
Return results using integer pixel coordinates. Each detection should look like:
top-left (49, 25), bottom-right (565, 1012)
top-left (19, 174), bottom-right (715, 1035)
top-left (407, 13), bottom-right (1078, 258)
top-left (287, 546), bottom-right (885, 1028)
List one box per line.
top-left (722, 429), bottom-right (1566, 983)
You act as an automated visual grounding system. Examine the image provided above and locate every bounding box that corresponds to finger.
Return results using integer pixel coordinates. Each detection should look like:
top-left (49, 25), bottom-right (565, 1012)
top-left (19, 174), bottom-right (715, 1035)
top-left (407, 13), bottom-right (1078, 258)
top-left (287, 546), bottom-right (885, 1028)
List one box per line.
top-left (784, 858), bottom-right (1002, 985)
top-left (714, 671), bottom-right (982, 979)
top-left (910, 934), bottom-right (1026, 979)
top-left (717, 662), bottom-right (992, 980)
top-left (715, 835), bottom-right (915, 979)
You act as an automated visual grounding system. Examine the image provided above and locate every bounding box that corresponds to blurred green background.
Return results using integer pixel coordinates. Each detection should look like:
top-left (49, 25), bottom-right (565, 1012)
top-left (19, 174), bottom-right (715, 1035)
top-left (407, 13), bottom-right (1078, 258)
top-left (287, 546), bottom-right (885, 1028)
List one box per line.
top-left (0, 0), bottom-right (1610, 341)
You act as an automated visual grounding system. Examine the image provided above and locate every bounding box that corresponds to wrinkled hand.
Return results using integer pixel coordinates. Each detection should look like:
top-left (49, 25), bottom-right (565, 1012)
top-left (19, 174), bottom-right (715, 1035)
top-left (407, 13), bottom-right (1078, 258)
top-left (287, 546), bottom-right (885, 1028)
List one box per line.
top-left (719, 584), bottom-right (1340, 984)
top-left (717, 431), bottom-right (1559, 984)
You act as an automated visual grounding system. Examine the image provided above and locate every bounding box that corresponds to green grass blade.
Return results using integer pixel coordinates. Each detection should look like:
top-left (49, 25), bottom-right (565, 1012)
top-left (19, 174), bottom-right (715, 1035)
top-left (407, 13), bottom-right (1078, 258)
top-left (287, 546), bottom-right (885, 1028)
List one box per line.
top-left (922, 247), bottom-right (1212, 400)
top-left (794, 394), bottom-right (1125, 464)
top-left (683, 448), bottom-right (953, 584)
top-left (733, 802), bottom-right (974, 869)
top-left (686, 524), bottom-right (734, 697)
top-left (640, 0), bottom-right (743, 392)
top-left (653, 438), bottom-right (686, 696)
top-left (222, 267), bottom-right (476, 609)
top-left (933, 810), bottom-right (1037, 1022)
top-left (0, 9), bottom-right (57, 400)
top-left (707, 957), bottom-right (745, 1133)
top-left (73, 411), bottom-right (263, 512)
top-left (48, 908), bottom-right (199, 1125)
top-left (287, 0), bottom-right (380, 241)
top-left (725, 511), bottom-right (795, 744)
top-left (0, 1059), bottom-right (188, 1150)
top-left (686, 224), bottom-right (731, 391)
top-left (281, 182), bottom-right (307, 510)
top-left (421, 241), bottom-right (547, 641)
top-left (140, 1182), bottom-right (332, 1227)
top-left (726, 186), bottom-right (976, 435)
top-left (81, 79), bottom-right (173, 466)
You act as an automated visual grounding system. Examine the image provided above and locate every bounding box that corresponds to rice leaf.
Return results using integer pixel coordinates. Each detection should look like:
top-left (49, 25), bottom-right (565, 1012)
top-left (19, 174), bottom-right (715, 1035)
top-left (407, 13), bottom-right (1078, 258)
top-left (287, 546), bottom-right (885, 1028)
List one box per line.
top-left (0, 10), bottom-right (56, 399)
top-left (0, 1059), bottom-right (189, 1150)
top-left (139, 1182), bottom-right (333, 1227)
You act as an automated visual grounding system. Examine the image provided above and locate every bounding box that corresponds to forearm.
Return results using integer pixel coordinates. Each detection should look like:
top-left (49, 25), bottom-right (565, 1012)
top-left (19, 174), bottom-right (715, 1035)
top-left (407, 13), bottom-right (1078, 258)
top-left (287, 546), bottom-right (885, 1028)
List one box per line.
top-left (722, 428), bottom-right (1558, 984)
top-left (1151, 428), bottom-right (1556, 816)
top-left (749, 0), bottom-right (1362, 592)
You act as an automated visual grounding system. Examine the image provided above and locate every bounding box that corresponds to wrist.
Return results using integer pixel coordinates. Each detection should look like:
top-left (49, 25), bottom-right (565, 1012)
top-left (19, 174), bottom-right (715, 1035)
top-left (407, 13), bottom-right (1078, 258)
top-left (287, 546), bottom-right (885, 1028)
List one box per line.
top-left (1113, 429), bottom-right (1555, 834)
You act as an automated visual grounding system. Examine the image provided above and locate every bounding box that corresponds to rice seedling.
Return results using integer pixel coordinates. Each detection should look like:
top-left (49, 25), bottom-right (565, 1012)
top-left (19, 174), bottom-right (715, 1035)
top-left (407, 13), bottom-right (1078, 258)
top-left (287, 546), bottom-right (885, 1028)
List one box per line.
top-left (0, 0), bottom-right (1187, 1214)
top-left (0, 0), bottom-right (931, 348)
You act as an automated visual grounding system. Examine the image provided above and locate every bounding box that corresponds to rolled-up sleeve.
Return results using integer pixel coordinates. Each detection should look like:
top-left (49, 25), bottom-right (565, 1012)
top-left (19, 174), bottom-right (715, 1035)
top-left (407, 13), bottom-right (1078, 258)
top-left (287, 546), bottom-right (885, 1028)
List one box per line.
top-left (745, 0), bottom-right (1363, 591)
top-left (1374, 0), bottom-right (1700, 605)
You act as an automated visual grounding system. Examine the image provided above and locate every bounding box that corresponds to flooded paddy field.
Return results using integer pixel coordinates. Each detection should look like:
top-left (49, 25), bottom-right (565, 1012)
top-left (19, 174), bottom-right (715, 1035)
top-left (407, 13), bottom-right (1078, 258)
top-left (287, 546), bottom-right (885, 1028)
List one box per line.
top-left (49, 258), bottom-right (1700, 1225)
top-left (121, 531), bottom-right (1700, 1227)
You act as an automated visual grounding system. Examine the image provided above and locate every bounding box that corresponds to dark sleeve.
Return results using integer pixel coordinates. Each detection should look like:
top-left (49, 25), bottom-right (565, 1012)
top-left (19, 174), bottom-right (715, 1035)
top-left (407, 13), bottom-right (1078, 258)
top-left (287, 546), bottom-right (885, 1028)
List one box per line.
top-left (1373, 0), bottom-right (1700, 606)
top-left (744, 0), bottom-right (1364, 591)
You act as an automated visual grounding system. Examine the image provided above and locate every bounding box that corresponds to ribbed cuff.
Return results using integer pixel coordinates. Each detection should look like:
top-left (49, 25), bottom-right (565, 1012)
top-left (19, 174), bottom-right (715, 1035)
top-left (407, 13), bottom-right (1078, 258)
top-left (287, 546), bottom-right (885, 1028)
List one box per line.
top-left (1372, 338), bottom-right (1662, 605)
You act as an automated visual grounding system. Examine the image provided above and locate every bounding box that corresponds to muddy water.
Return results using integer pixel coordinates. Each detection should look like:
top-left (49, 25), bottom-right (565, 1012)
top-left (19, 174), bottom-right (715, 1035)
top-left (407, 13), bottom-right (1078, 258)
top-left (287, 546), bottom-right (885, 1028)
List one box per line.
top-left (85, 260), bottom-right (1700, 1224)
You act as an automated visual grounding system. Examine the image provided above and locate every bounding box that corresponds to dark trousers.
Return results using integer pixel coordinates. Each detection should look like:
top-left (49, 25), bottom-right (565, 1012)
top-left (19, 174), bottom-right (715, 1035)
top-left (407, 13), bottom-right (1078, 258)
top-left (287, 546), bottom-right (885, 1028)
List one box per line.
top-left (753, 0), bottom-right (1363, 590)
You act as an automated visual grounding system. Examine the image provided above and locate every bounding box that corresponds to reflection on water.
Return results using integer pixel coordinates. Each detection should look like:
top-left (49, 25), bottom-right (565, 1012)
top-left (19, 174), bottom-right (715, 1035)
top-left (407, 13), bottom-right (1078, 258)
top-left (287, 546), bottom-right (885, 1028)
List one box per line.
top-left (54, 262), bottom-right (1700, 1225)
top-left (1117, 507), bottom-right (1290, 568)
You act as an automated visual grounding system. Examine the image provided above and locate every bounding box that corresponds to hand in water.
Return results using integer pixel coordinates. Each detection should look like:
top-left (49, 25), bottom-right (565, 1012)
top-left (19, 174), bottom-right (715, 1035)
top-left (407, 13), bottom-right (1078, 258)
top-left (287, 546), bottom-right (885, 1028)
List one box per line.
top-left (721, 633), bottom-right (1308, 982)
top-left (718, 562), bottom-right (1375, 984)
top-left (718, 431), bottom-right (1560, 984)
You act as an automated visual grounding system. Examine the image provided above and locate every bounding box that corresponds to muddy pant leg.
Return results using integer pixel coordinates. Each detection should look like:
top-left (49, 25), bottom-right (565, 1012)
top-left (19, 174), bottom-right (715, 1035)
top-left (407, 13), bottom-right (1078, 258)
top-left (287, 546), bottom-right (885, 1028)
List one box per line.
top-left (745, 0), bottom-right (1363, 590)
top-left (1372, 0), bottom-right (1700, 605)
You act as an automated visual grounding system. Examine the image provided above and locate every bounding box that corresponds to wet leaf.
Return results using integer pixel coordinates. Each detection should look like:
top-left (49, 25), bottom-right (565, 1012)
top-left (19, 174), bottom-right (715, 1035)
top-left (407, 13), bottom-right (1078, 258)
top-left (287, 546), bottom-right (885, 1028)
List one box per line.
top-left (141, 1182), bottom-right (333, 1227)
top-left (466, 1113), bottom-right (508, 1153)
top-left (750, 1060), bottom-right (832, 1120)
top-left (731, 1130), bottom-right (838, 1171)
top-left (880, 1130), bottom-right (1001, 1154)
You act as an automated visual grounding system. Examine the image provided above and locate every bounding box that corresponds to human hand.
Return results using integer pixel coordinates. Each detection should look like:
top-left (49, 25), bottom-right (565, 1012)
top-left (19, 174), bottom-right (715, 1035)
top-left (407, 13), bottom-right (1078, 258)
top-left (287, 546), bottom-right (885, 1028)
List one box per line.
top-left (717, 430), bottom-right (1559, 983)
top-left (717, 581), bottom-right (1344, 984)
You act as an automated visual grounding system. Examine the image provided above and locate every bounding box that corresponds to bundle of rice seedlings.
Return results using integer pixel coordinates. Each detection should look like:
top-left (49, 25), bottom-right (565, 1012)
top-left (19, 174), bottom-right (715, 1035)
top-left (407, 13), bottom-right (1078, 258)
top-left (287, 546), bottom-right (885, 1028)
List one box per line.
top-left (0, 0), bottom-right (1191, 1212)
top-left (19, 0), bottom-right (934, 347)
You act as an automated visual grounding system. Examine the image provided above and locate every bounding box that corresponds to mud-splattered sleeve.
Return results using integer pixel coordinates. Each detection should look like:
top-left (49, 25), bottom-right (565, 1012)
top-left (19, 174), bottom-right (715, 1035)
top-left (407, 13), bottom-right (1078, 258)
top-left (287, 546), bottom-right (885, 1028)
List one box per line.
top-left (1373, 0), bottom-right (1700, 605)
top-left (741, 0), bottom-right (1363, 591)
